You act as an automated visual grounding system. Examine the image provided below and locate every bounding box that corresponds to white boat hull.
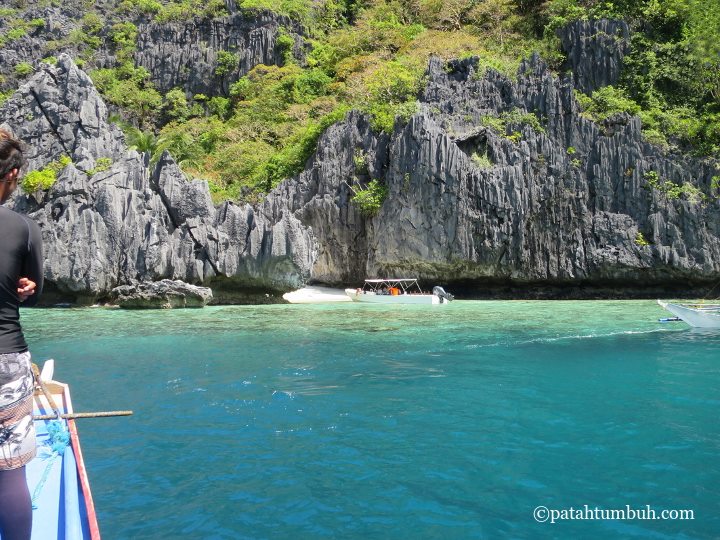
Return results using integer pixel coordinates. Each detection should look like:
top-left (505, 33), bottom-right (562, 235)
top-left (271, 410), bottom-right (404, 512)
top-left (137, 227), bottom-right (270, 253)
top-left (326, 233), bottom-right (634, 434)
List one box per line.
top-left (658, 301), bottom-right (720, 328)
top-left (344, 289), bottom-right (449, 304)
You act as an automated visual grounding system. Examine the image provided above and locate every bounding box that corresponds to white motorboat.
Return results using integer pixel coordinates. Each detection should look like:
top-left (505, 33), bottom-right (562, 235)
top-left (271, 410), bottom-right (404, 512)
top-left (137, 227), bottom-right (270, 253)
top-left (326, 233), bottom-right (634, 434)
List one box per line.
top-left (657, 300), bottom-right (720, 328)
top-left (345, 279), bottom-right (454, 304)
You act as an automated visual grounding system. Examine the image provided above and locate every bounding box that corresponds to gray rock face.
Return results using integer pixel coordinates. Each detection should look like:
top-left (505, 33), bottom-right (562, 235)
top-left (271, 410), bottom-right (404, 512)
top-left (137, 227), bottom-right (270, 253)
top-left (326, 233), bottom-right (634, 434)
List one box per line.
top-left (0, 5), bottom-right (83, 93)
top-left (2, 17), bottom-right (718, 302)
top-left (1, 57), bottom-right (126, 172)
top-left (0, 4), bottom-right (303, 104)
top-left (110, 279), bottom-right (213, 308)
top-left (2, 55), bottom-right (315, 304)
top-left (332, 54), bottom-right (719, 287)
top-left (135, 11), bottom-right (304, 96)
top-left (273, 111), bottom-right (390, 285)
top-left (273, 47), bottom-right (718, 291)
top-left (559, 19), bottom-right (630, 94)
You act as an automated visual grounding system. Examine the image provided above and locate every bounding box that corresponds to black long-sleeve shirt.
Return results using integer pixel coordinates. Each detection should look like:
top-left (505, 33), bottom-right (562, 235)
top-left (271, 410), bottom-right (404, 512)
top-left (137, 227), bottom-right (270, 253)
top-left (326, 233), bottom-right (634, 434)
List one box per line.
top-left (0, 206), bottom-right (43, 353)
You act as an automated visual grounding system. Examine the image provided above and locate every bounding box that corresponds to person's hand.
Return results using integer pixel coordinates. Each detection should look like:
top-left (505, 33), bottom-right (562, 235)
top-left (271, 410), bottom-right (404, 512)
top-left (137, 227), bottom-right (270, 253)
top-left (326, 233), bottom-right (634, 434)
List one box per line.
top-left (17, 278), bottom-right (36, 302)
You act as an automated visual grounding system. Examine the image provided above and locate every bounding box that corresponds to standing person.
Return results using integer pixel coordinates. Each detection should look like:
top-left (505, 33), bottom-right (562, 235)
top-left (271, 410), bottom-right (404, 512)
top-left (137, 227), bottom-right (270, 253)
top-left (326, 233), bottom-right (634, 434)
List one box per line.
top-left (0, 128), bottom-right (43, 540)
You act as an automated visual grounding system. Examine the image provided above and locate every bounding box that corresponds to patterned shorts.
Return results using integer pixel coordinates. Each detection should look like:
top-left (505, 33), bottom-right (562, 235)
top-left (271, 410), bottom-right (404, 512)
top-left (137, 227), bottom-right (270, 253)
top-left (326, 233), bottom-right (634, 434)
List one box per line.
top-left (0, 351), bottom-right (36, 470)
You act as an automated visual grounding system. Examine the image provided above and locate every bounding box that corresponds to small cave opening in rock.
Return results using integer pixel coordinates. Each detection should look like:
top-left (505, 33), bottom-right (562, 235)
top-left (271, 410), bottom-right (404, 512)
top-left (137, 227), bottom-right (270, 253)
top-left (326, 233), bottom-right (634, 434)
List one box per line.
top-left (455, 131), bottom-right (495, 170)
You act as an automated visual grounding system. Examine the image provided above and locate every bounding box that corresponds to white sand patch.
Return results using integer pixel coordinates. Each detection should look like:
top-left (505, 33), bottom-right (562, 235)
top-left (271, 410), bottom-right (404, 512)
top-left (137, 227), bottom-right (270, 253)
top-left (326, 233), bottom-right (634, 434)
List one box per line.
top-left (283, 286), bottom-right (351, 303)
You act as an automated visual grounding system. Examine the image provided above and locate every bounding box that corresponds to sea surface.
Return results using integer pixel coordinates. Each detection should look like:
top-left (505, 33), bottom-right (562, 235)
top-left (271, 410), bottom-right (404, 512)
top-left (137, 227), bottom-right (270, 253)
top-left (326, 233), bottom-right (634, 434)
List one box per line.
top-left (21, 300), bottom-right (720, 539)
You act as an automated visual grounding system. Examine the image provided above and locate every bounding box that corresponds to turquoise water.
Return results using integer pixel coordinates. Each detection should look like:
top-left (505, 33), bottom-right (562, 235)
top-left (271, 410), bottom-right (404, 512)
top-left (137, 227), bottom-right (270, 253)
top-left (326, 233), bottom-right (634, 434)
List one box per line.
top-left (21, 301), bottom-right (720, 539)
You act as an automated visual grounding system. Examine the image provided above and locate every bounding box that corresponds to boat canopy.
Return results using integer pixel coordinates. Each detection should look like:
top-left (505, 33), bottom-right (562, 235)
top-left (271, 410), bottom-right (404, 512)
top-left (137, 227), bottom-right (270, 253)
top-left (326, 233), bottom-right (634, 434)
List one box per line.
top-left (361, 279), bottom-right (423, 294)
top-left (364, 278), bottom-right (419, 283)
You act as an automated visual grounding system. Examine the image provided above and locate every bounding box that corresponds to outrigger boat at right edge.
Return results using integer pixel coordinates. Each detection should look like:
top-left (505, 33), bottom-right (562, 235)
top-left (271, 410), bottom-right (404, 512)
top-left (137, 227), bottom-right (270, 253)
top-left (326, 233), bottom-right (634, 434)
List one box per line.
top-left (345, 278), bottom-right (454, 304)
top-left (657, 300), bottom-right (720, 328)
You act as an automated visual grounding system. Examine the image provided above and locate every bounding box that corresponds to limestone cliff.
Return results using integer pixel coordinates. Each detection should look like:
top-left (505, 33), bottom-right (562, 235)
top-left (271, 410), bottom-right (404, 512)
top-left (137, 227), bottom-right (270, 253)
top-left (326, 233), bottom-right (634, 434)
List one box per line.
top-left (258, 53), bottom-right (719, 295)
top-left (1, 19), bottom-right (718, 303)
top-left (378, 55), bottom-right (719, 289)
top-left (559, 19), bottom-right (630, 94)
top-left (135, 10), bottom-right (304, 96)
top-left (0, 3), bottom-right (304, 104)
top-left (3, 55), bottom-right (314, 304)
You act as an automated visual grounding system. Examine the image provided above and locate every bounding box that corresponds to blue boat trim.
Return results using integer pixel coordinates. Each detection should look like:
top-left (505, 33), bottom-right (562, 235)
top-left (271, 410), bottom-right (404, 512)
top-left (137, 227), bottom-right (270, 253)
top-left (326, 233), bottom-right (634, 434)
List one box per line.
top-left (26, 374), bottom-right (99, 540)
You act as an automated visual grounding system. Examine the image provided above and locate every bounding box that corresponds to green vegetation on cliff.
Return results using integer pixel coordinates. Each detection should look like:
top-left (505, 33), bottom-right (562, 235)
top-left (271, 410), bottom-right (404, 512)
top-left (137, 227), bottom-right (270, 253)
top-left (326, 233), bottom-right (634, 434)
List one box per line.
top-left (21, 155), bottom-right (71, 193)
top-left (558, 0), bottom-right (720, 155)
top-left (1, 0), bottom-right (718, 203)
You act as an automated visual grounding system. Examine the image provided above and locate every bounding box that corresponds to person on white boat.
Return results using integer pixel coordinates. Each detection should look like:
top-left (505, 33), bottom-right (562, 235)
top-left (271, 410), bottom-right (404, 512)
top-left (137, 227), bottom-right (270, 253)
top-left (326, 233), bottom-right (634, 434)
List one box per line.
top-left (0, 128), bottom-right (43, 540)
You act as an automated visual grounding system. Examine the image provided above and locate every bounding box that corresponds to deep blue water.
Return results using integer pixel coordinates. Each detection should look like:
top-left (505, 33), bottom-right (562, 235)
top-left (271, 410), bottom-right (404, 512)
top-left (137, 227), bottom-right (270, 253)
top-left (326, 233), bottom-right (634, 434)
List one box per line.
top-left (21, 301), bottom-right (720, 539)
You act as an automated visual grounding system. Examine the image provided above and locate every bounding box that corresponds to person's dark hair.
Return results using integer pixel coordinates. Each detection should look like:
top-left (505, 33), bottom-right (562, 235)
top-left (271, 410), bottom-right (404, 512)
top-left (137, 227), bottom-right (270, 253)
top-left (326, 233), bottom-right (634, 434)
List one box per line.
top-left (0, 128), bottom-right (27, 180)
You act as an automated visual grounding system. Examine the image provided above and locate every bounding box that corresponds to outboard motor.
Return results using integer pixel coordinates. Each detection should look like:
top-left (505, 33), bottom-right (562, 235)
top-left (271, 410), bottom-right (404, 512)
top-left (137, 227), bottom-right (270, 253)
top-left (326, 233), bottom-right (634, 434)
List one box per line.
top-left (432, 286), bottom-right (454, 303)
